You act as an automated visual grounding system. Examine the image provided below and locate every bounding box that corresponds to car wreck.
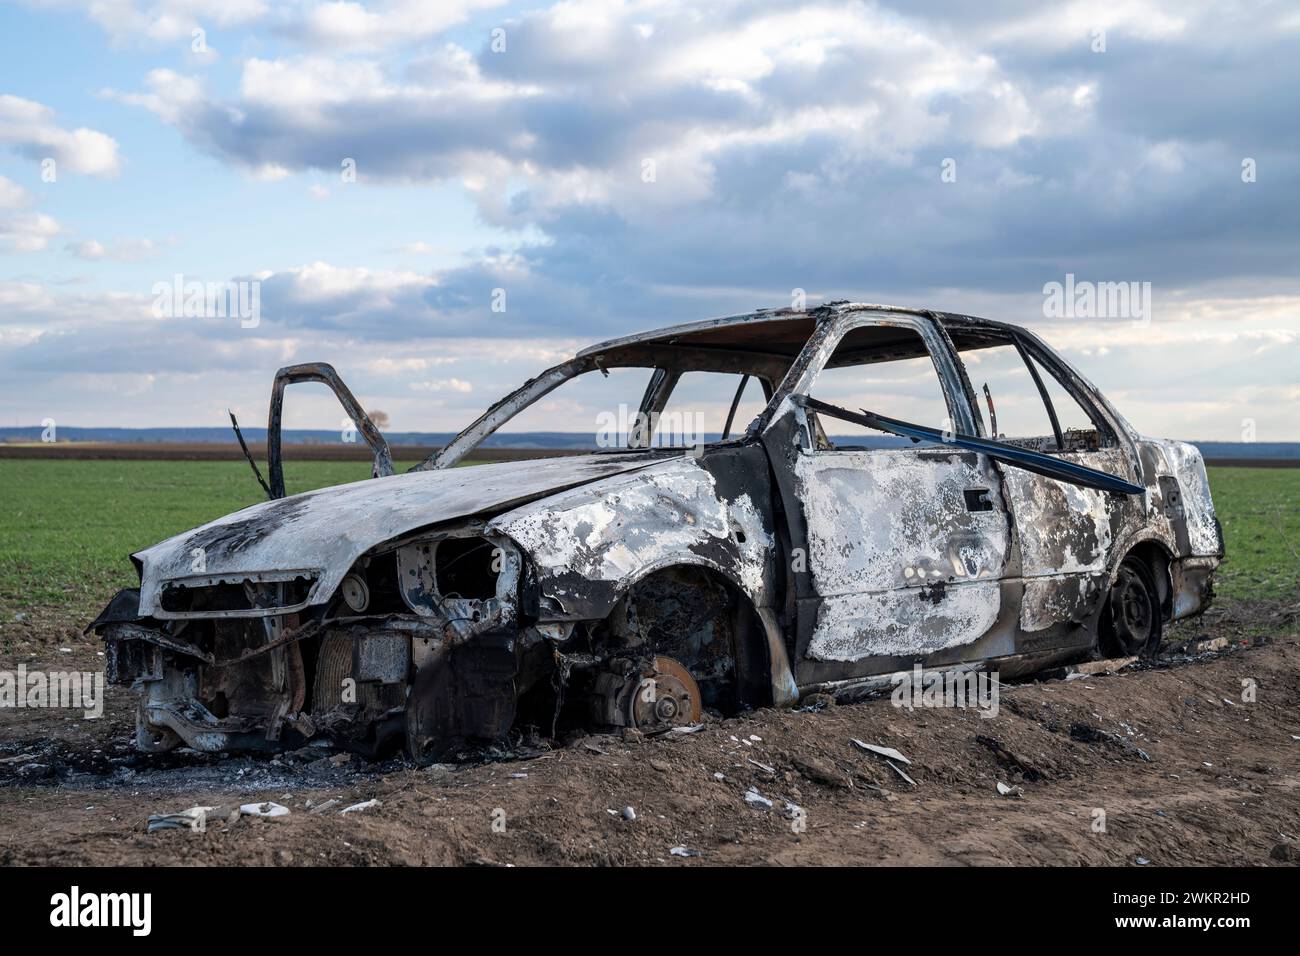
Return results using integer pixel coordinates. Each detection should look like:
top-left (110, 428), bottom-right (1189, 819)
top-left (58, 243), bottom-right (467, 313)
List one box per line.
top-left (89, 303), bottom-right (1223, 761)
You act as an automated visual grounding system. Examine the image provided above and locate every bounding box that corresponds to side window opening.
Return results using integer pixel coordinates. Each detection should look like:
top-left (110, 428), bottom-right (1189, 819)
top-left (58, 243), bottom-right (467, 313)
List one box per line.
top-left (806, 327), bottom-right (951, 450)
top-left (655, 371), bottom-right (769, 445)
top-left (1023, 351), bottom-right (1106, 452)
top-left (956, 334), bottom-right (1110, 453)
top-left (959, 343), bottom-right (1056, 449)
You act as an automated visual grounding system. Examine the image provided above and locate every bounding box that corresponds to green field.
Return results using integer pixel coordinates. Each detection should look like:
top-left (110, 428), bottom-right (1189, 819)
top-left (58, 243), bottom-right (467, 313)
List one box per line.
top-left (0, 458), bottom-right (423, 618)
top-left (0, 460), bottom-right (1295, 621)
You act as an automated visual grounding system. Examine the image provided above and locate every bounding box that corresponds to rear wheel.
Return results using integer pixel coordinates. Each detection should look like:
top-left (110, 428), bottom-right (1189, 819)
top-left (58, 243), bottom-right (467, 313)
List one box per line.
top-left (1101, 555), bottom-right (1162, 657)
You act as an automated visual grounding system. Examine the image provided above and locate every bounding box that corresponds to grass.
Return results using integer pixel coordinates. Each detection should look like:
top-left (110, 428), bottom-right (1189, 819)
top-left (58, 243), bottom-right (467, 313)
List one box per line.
top-left (0, 460), bottom-right (1295, 620)
top-left (1205, 467), bottom-right (1300, 602)
top-left (0, 459), bottom-right (422, 617)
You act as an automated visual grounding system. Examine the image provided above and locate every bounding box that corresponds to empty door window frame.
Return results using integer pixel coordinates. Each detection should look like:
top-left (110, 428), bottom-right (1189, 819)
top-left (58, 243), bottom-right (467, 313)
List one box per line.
top-left (949, 327), bottom-right (1118, 451)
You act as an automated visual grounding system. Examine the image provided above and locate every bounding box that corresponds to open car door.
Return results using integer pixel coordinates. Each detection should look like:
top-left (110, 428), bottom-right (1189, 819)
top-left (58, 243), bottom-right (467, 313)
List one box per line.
top-left (230, 363), bottom-right (394, 500)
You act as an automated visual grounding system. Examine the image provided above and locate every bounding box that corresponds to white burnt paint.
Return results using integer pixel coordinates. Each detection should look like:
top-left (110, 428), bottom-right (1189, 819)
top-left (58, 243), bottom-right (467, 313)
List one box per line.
top-left (134, 454), bottom-right (662, 617)
top-left (491, 456), bottom-right (774, 606)
top-left (1153, 439), bottom-right (1222, 556)
top-left (794, 447), bottom-right (1008, 662)
top-left (1019, 573), bottom-right (1100, 632)
top-left (1000, 458), bottom-right (1114, 577)
top-left (810, 579), bottom-right (1002, 660)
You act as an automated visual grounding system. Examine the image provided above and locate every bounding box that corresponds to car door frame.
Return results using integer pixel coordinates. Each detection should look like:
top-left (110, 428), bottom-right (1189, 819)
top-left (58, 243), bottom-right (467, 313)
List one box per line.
top-left (945, 321), bottom-right (1145, 643)
top-left (758, 309), bottom-right (1025, 686)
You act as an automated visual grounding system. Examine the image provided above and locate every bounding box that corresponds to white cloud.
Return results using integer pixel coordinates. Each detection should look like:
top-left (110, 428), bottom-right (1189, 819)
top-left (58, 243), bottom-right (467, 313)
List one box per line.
top-left (0, 94), bottom-right (121, 176)
top-left (65, 237), bottom-right (166, 260)
top-left (289, 0), bottom-right (507, 52)
top-left (0, 174), bottom-right (61, 252)
top-left (28, 0), bottom-right (268, 44)
top-left (108, 1), bottom-right (1049, 213)
top-left (10, 1), bottom-right (1300, 439)
top-left (0, 175), bottom-right (29, 209)
top-left (0, 212), bottom-right (60, 252)
top-left (409, 377), bottom-right (472, 392)
top-left (30, 0), bottom-right (502, 49)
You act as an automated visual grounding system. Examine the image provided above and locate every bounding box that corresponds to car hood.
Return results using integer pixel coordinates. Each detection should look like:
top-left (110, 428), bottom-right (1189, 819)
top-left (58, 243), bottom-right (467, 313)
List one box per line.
top-left (134, 452), bottom-right (666, 617)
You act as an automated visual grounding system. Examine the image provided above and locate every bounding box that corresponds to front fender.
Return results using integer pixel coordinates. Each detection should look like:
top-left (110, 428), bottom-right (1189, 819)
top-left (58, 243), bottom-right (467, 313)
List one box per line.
top-left (489, 456), bottom-right (776, 622)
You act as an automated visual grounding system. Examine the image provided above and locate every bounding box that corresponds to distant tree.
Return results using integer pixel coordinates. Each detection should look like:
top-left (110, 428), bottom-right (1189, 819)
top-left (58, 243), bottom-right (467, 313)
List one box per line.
top-left (368, 409), bottom-right (390, 429)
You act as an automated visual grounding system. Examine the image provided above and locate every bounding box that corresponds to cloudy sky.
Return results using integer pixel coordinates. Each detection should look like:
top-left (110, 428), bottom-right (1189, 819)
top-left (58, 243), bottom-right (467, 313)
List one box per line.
top-left (0, 0), bottom-right (1296, 441)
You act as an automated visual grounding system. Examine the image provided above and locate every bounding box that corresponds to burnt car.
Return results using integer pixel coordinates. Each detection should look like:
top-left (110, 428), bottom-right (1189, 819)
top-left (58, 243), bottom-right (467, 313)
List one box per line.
top-left (90, 303), bottom-right (1223, 759)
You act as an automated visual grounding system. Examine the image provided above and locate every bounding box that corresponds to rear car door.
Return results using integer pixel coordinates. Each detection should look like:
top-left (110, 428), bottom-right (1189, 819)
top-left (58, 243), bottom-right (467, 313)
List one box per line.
top-left (948, 327), bottom-right (1137, 634)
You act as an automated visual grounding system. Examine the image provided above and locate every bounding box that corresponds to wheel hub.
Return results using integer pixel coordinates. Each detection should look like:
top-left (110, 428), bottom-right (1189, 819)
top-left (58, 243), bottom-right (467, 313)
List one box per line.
top-left (629, 656), bottom-right (702, 732)
top-left (591, 655), bottom-right (702, 733)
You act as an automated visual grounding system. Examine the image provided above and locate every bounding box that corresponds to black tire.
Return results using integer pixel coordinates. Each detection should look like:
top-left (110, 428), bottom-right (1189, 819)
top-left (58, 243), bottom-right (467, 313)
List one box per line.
top-left (1100, 555), bottom-right (1162, 658)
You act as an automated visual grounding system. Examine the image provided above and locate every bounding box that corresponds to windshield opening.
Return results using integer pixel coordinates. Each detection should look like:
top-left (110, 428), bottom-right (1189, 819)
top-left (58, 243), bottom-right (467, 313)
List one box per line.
top-left (422, 351), bottom-right (785, 470)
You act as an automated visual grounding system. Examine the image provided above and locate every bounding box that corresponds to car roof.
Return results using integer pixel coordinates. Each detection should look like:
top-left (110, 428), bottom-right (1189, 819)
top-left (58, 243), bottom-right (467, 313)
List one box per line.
top-left (577, 302), bottom-right (1021, 358)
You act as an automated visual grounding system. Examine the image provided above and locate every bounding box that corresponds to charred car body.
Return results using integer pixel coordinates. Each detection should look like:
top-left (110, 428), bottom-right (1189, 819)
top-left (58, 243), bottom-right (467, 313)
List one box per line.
top-left (91, 304), bottom-right (1223, 759)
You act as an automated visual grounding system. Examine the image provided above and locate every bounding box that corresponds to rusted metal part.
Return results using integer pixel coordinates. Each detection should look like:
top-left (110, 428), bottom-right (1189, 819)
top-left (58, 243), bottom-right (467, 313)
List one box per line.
top-left (266, 362), bottom-right (394, 498)
top-left (227, 410), bottom-right (271, 498)
top-left (102, 620), bottom-right (216, 667)
top-left (590, 655), bottom-right (702, 732)
top-left (92, 301), bottom-right (1223, 758)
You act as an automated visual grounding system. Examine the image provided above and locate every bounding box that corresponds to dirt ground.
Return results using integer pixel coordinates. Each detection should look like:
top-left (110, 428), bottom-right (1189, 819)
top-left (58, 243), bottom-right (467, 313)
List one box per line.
top-left (2, 601), bottom-right (1298, 867)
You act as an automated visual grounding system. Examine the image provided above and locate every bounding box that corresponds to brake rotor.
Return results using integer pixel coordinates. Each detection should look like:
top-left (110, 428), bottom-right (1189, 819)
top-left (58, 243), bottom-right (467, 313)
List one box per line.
top-left (628, 655), bottom-right (702, 732)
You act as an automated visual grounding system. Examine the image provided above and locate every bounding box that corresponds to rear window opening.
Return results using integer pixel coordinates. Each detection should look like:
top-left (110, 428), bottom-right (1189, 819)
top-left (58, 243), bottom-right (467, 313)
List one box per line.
top-left (950, 329), bottom-right (1112, 452)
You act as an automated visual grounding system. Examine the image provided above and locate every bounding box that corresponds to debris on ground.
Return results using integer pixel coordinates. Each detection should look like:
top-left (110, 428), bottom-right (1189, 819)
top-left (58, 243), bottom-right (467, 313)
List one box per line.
top-left (1068, 723), bottom-right (1152, 762)
top-left (670, 846), bottom-right (699, 858)
top-left (1269, 842), bottom-right (1299, 863)
top-left (240, 801), bottom-right (289, 818)
top-left (339, 799), bottom-right (381, 814)
top-left (1065, 657), bottom-right (1138, 680)
top-left (886, 760), bottom-right (917, 787)
top-left (4, 620), bottom-right (1298, 867)
top-left (794, 693), bottom-right (835, 713)
top-left (744, 788), bottom-right (773, 810)
top-left (146, 806), bottom-right (214, 832)
top-left (791, 755), bottom-right (852, 789)
top-left (975, 734), bottom-right (1045, 781)
top-left (851, 739), bottom-right (911, 764)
